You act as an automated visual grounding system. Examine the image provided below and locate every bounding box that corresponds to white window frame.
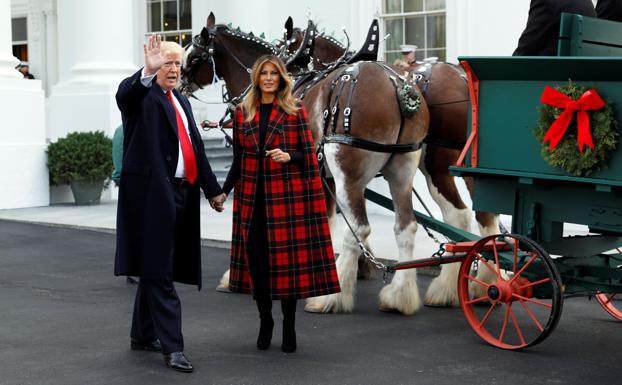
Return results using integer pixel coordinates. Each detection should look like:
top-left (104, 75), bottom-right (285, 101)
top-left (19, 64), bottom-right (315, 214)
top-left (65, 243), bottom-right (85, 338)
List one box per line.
top-left (11, 16), bottom-right (28, 61)
top-left (380, 0), bottom-right (446, 62)
top-left (146, 0), bottom-right (192, 47)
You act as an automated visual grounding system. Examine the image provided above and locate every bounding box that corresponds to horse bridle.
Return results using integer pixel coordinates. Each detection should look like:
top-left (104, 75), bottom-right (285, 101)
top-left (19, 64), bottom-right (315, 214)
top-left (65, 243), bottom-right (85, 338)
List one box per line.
top-left (183, 27), bottom-right (218, 92)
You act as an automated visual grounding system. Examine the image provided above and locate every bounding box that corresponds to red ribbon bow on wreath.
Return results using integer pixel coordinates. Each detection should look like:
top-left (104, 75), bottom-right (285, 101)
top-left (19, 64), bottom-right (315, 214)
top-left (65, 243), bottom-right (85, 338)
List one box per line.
top-left (539, 86), bottom-right (605, 152)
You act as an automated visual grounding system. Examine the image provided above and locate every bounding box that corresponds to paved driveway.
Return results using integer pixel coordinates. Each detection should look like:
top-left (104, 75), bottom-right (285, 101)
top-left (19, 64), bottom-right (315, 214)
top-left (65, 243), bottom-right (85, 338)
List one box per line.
top-left (0, 220), bottom-right (620, 385)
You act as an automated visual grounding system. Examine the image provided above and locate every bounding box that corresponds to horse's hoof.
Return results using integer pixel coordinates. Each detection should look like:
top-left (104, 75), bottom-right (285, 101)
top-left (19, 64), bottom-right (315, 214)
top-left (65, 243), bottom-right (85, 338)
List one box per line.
top-left (423, 292), bottom-right (459, 308)
top-left (378, 304), bottom-right (401, 313)
top-left (215, 285), bottom-right (231, 293)
top-left (304, 298), bottom-right (327, 313)
top-left (379, 284), bottom-right (421, 316)
top-left (423, 301), bottom-right (452, 308)
top-left (217, 270), bottom-right (230, 292)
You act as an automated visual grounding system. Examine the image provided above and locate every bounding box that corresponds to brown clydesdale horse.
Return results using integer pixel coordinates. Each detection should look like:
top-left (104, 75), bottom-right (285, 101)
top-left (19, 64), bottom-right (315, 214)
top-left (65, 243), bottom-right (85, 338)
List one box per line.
top-left (182, 13), bottom-right (438, 315)
top-left (282, 18), bottom-right (501, 307)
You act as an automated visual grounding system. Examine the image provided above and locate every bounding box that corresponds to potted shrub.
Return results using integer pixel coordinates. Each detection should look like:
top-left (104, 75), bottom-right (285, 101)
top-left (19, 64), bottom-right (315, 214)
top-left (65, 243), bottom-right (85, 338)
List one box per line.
top-left (47, 131), bottom-right (113, 205)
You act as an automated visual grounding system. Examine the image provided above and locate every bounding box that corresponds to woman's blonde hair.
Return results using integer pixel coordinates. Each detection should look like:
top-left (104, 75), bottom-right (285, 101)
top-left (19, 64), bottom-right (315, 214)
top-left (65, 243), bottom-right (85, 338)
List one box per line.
top-left (241, 55), bottom-right (299, 122)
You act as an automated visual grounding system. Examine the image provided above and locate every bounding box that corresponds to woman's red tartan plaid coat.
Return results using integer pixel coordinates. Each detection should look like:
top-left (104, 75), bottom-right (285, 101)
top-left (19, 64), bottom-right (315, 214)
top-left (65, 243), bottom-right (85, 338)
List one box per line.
top-left (228, 100), bottom-right (341, 299)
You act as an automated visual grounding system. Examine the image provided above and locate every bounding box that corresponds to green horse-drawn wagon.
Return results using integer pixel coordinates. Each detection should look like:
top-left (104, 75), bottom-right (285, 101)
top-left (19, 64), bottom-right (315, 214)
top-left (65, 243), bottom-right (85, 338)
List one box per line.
top-left (448, 54), bottom-right (622, 349)
top-left (365, 13), bottom-right (622, 349)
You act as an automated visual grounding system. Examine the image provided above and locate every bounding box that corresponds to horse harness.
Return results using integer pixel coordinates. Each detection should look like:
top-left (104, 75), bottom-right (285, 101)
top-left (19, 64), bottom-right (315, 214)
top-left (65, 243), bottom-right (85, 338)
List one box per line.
top-left (413, 62), bottom-right (468, 151)
top-left (316, 62), bottom-right (423, 159)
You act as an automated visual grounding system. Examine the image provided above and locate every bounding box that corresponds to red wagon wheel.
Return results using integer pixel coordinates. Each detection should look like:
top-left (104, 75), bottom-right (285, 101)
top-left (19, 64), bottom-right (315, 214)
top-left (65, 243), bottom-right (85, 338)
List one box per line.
top-left (458, 234), bottom-right (563, 350)
top-left (595, 293), bottom-right (622, 321)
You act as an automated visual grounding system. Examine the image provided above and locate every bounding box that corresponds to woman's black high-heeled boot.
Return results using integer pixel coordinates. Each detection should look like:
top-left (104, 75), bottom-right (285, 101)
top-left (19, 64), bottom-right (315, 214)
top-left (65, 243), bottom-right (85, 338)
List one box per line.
top-left (255, 297), bottom-right (274, 350)
top-left (281, 299), bottom-right (297, 353)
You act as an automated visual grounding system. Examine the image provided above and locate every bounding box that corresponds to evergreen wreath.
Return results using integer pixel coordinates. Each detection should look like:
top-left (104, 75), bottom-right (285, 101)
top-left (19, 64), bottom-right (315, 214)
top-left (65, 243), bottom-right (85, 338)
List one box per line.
top-left (534, 81), bottom-right (618, 176)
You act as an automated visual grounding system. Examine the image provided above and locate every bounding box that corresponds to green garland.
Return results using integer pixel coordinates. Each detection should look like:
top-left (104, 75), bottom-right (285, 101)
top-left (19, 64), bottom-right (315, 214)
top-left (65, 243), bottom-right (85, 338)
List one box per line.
top-left (534, 81), bottom-right (619, 176)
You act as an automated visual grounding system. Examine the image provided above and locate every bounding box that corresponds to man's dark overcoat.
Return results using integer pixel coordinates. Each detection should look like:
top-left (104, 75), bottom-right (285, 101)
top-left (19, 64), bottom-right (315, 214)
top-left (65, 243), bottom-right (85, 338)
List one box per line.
top-left (114, 69), bottom-right (222, 289)
top-left (513, 0), bottom-right (596, 56)
top-left (596, 0), bottom-right (622, 22)
top-left (228, 101), bottom-right (340, 299)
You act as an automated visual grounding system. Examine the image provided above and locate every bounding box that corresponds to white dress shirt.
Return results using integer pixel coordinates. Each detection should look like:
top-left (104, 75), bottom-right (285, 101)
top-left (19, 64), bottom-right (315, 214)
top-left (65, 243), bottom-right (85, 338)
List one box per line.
top-left (141, 69), bottom-right (193, 179)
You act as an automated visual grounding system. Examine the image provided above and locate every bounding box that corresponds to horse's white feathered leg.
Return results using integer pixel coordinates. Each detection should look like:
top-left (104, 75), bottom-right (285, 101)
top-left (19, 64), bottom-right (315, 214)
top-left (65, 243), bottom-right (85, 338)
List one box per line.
top-left (419, 156), bottom-right (472, 307)
top-left (305, 144), bottom-right (383, 313)
top-left (378, 151), bottom-right (422, 315)
top-left (378, 221), bottom-right (421, 314)
top-left (216, 269), bottom-right (230, 291)
top-left (305, 224), bottom-right (369, 313)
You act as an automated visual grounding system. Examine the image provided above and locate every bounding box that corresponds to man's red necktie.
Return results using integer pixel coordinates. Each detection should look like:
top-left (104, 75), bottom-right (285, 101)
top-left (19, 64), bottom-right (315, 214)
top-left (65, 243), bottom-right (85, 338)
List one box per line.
top-left (166, 90), bottom-right (197, 184)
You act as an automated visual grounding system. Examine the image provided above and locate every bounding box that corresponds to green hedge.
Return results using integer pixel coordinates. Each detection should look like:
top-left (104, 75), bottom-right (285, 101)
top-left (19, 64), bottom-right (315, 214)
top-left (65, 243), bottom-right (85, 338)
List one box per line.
top-left (47, 131), bottom-right (113, 186)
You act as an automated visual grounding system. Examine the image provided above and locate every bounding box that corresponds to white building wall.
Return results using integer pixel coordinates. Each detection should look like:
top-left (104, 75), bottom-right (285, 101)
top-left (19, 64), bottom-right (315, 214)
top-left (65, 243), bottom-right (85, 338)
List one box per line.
top-left (4, 0), bottom-right (559, 209)
top-left (193, 0), bottom-right (369, 48)
top-left (46, 0), bottom-right (137, 203)
top-left (2, 0), bottom-right (47, 209)
top-left (446, 0), bottom-right (530, 61)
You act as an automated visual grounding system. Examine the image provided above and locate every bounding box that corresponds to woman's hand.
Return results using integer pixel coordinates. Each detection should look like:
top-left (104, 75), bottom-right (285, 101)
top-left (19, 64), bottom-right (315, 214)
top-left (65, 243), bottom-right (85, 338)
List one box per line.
top-left (208, 193), bottom-right (226, 212)
top-left (266, 148), bottom-right (291, 163)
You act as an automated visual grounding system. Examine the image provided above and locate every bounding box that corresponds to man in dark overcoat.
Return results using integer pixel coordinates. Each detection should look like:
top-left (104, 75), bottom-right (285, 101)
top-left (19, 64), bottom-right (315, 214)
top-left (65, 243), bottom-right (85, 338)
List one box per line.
top-left (115, 35), bottom-right (225, 373)
top-left (513, 0), bottom-right (596, 56)
top-left (596, 0), bottom-right (622, 22)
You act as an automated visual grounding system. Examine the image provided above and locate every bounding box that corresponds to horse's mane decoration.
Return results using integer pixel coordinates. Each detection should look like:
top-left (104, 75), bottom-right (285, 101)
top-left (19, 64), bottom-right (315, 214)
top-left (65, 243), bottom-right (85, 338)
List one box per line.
top-left (534, 81), bottom-right (618, 176)
top-left (218, 25), bottom-right (280, 56)
top-left (319, 32), bottom-right (346, 50)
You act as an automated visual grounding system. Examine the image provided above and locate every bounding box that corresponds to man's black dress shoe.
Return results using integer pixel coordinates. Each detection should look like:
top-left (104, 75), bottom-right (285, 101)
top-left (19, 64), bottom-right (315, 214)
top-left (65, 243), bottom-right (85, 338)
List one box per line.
top-left (130, 338), bottom-right (162, 352)
top-left (163, 351), bottom-right (194, 373)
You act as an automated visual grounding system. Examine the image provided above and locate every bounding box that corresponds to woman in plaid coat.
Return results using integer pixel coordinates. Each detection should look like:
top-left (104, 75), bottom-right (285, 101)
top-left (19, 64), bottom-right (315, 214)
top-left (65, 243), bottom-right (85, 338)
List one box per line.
top-left (222, 55), bottom-right (340, 353)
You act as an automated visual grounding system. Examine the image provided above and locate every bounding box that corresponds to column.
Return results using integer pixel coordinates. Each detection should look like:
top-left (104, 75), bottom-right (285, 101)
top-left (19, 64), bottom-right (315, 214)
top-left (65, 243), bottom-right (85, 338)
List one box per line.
top-left (47, 0), bottom-right (138, 202)
top-left (0, 0), bottom-right (21, 78)
top-left (0, 0), bottom-right (48, 209)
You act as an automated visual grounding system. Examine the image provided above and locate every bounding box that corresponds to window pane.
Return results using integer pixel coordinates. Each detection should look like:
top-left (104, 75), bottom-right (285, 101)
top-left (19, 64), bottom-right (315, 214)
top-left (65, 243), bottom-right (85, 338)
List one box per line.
top-left (404, 0), bottom-right (423, 12)
top-left (163, 33), bottom-right (180, 43)
top-left (148, 2), bottom-right (161, 32)
top-left (385, 18), bottom-right (403, 51)
top-left (180, 32), bottom-right (191, 47)
top-left (405, 16), bottom-right (425, 48)
top-left (12, 17), bottom-right (27, 41)
top-left (179, 0), bottom-right (192, 29)
top-left (425, 0), bottom-right (445, 11)
top-left (163, 0), bottom-right (178, 31)
top-left (426, 14), bottom-right (445, 48)
top-left (384, 0), bottom-right (401, 14)
top-left (12, 44), bottom-right (28, 61)
top-left (386, 51), bottom-right (402, 65)
top-left (425, 48), bottom-right (446, 62)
